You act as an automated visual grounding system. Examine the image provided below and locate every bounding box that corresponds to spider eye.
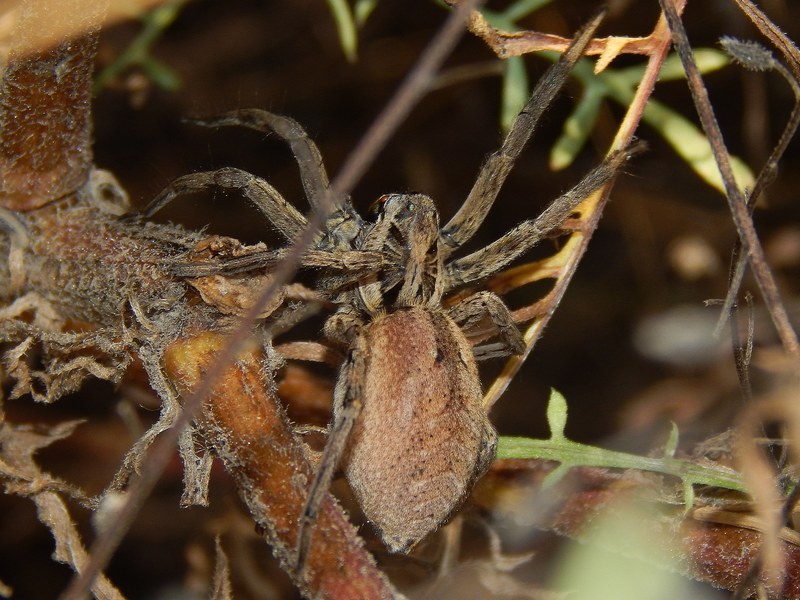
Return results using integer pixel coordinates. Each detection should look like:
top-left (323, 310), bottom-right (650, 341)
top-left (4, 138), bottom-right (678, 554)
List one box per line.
top-left (406, 201), bottom-right (415, 212)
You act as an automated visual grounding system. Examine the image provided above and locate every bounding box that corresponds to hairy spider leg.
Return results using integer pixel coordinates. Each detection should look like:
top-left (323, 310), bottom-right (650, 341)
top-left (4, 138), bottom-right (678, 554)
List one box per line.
top-left (144, 168), bottom-right (307, 240)
top-left (447, 290), bottom-right (525, 358)
top-left (444, 145), bottom-right (643, 288)
top-left (295, 331), bottom-right (367, 571)
top-left (192, 110), bottom-right (332, 209)
top-left (439, 10), bottom-right (605, 253)
top-left (192, 110), bottom-right (367, 250)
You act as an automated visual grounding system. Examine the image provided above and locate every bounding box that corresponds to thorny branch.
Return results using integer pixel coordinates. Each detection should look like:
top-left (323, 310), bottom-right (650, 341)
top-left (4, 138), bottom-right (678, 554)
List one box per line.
top-left (0, 0), bottom-right (106, 210)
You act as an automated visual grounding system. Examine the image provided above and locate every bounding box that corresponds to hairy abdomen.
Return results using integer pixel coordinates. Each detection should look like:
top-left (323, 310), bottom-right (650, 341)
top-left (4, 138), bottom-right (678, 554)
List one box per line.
top-left (344, 306), bottom-right (497, 552)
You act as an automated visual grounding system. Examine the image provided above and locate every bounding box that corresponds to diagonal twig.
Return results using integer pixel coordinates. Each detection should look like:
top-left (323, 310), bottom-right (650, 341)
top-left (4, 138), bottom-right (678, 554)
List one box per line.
top-left (658, 0), bottom-right (800, 364)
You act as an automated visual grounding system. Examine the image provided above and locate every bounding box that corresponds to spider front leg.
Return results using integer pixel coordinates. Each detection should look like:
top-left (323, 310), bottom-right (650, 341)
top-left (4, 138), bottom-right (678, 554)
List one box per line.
top-left (448, 290), bottom-right (525, 359)
top-left (144, 167), bottom-right (308, 242)
top-left (193, 109), bottom-right (332, 209)
top-left (439, 11), bottom-right (605, 253)
top-left (194, 109), bottom-right (366, 249)
top-left (445, 144), bottom-right (642, 288)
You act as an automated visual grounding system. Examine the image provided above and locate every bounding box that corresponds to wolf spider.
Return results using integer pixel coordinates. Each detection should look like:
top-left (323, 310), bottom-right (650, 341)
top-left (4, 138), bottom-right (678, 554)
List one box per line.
top-left (148, 13), bottom-right (637, 570)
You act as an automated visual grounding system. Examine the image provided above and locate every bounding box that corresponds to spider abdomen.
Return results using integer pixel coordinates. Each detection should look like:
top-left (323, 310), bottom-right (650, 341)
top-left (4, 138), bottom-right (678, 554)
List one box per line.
top-left (343, 306), bottom-right (497, 552)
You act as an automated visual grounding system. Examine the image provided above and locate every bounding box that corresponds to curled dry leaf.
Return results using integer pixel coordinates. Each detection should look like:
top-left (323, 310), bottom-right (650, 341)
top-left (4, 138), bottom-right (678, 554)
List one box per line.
top-left (0, 419), bottom-right (125, 600)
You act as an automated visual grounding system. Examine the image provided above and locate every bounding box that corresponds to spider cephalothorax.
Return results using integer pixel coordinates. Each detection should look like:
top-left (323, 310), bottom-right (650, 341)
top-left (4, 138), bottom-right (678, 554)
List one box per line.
top-left (148, 11), bottom-right (639, 569)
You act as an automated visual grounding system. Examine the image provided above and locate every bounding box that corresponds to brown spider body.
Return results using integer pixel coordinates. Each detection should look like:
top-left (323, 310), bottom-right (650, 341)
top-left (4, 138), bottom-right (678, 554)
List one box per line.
top-left (343, 306), bottom-right (495, 552)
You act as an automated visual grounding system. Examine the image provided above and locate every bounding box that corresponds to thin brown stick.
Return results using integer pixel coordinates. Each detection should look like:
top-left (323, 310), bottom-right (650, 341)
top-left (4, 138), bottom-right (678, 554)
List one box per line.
top-left (658, 0), bottom-right (800, 364)
top-left (465, 9), bottom-right (668, 64)
top-left (731, 0), bottom-right (800, 80)
top-left (713, 30), bottom-right (800, 338)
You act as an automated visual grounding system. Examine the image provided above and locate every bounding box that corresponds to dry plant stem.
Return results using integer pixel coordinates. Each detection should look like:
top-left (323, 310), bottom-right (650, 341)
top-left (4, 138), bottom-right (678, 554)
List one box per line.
top-left (62, 3), bottom-right (480, 597)
top-left (714, 8), bottom-right (800, 337)
top-left (730, 292), bottom-right (755, 403)
top-left (34, 493), bottom-right (127, 600)
top-left (732, 0), bottom-right (800, 80)
top-left (720, 100), bottom-right (800, 341)
top-left (163, 332), bottom-right (399, 600)
top-left (465, 11), bottom-right (669, 65)
top-left (734, 389), bottom-right (800, 594)
top-left (0, 0), bottom-right (107, 211)
top-left (658, 0), bottom-right (800, 363)
top-left (483, 6), bottom-right (678, 409)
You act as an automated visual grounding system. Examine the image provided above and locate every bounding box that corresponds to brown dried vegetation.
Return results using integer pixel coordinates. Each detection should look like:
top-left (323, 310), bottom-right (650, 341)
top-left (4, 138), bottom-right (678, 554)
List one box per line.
top-left (2, 1), bottom-right (800, 599)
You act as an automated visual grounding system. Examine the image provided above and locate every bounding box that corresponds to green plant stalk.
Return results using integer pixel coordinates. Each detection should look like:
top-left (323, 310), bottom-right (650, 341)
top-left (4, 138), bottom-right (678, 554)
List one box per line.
top-left (498, 435), bottom-right (747, 493)
top-left (574, 50), bottom-right (755, 192)
top-left (496, 390), bottom-right (748, 506)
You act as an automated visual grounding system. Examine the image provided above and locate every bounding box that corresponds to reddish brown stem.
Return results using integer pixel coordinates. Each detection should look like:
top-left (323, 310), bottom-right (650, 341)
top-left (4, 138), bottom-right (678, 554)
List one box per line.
top-left (478, 460), bottom-right (800, 597)
top-left (164, 332), bottom-right (401, 600)
top-left (0, 0), bottom-right (106, 211)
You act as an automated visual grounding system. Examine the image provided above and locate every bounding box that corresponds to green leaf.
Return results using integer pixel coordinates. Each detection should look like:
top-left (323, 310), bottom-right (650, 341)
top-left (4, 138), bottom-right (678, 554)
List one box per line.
top-left (617, 49), bottom-right (730, 83)
top-left (140, 57), bottom-right (180, 91)
top-left (641, 97), bottom-right (755, 193)
top-left (354, 0), bottom-right (379, 26)
top-left (550, 86), bottom-right (603, 170)
top-left (93, 0), bottom-right (187, 94)
top-left (546, 388), bottom-right (568, 440)
top-left (563, 55), bottom-right (756, 194)
top-left (682, 479), bottom-right (695, 512)
top-left (498, 0), bottom-right (553, 23)
top-left (326, 0), bottom-right (358, 62)
top-left (501, 57), bottom-right (529, 134)
top-left (663, 422), bottom-right (679, 458)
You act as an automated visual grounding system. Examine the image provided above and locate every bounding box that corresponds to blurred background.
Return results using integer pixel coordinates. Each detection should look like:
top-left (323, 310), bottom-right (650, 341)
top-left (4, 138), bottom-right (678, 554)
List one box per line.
top-left (3, 0), bottom-right (800, 597)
